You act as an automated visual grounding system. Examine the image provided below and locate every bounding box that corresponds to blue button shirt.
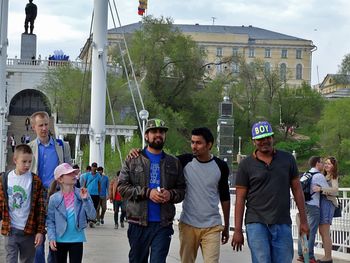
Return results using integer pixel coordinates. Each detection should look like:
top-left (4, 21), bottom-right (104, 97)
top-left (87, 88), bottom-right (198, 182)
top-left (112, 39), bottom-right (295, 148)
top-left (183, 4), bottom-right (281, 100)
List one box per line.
top-left (37, 137), bottom-right (59, 189)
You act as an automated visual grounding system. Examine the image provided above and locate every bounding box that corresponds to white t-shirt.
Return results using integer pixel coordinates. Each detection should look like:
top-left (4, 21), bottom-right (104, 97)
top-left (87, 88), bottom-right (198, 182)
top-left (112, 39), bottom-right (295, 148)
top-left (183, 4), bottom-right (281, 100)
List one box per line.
top-left (7, 170), bottom-right (33, 230)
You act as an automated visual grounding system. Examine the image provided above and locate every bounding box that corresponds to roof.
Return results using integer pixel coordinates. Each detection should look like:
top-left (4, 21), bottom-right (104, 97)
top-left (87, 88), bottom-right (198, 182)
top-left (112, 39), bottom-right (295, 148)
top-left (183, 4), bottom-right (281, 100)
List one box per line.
top-left (108, 22), bottom-right (309, 42)
top-left (320, 74), bottom-right (350, 88)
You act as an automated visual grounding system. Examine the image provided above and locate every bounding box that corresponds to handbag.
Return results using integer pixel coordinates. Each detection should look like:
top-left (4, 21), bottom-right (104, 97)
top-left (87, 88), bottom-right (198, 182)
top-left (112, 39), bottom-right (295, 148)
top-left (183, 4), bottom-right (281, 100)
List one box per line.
top-left (333, 197), bottom-right (342, 218)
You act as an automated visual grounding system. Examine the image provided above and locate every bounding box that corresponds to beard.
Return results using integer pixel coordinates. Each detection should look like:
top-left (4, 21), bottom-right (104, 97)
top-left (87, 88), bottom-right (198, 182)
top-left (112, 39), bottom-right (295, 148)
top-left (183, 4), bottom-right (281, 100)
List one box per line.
top-left (147, 138), bottom-right (165, 150)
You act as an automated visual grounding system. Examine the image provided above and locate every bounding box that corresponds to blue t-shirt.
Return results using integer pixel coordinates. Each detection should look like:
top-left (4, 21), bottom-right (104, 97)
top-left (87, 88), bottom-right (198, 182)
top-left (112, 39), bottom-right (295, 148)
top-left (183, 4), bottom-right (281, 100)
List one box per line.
top-left (99, 175), bottom-right (109, 197)
top-left (84, 172), bottom-right (101, 196)
top-left (145, 149), bottom-right (162, 222)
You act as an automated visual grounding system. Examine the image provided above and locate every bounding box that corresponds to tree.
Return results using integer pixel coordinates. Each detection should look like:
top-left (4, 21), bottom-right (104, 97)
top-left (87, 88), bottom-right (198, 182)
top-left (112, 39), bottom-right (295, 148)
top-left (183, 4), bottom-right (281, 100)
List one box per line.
top-left (317, 98), bottom-right (350, 169)
top-left (126, 16), bottom-right (205, 111)
top-left (278, 83), bottom-right (324, 138)
top-left (338, 53), bottom-right (350, 75)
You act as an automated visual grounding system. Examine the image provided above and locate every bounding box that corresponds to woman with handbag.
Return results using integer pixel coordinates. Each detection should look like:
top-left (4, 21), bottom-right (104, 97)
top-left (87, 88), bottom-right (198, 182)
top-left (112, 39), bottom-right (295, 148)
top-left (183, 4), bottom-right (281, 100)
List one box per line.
top-left (313, 156), bottom-right (339, 263)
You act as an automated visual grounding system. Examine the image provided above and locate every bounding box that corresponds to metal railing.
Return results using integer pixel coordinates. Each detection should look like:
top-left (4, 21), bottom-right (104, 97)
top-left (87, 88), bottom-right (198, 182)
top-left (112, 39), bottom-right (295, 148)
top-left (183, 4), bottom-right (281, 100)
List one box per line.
top-left (108, 187), bottom-right (350, 257)
top-left (290, 188), bottom-right (350, 253)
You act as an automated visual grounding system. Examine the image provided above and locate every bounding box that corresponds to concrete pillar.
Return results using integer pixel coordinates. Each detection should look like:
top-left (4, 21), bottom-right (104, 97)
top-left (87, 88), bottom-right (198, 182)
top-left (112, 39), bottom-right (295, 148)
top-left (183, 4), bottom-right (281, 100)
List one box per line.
top-left (111, 135), bottom-right (116, 152)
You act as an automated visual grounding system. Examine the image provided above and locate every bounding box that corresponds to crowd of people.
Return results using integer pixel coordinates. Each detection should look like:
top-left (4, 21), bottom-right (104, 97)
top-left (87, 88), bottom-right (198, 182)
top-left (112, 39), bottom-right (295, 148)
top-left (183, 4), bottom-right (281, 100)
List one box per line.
top-left (0, 112), bottom-right (341, 263)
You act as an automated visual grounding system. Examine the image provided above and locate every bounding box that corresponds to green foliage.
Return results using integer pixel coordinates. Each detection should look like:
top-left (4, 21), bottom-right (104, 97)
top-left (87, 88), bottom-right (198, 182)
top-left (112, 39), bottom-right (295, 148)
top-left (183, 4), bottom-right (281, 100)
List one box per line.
top-left (275, 138), bottom-right (318, 159)
top-left (338, 53), bottom-right (350, 75)
top-left (81, 135), bottom-right (142, 176)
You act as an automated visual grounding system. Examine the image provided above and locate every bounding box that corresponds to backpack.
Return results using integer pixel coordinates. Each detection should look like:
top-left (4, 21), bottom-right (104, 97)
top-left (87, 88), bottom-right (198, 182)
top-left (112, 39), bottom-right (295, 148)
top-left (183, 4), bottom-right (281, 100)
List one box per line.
top-left (300, 171), bottom-right (318, 201)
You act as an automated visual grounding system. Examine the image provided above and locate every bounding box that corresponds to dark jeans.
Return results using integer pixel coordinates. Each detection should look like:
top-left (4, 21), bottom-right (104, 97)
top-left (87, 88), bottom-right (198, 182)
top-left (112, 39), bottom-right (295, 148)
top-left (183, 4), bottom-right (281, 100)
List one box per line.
top-left (54, 242), bottom-right (83, 263)
top-left (113, 200), bottom-right (126, 225)
top-left (127, 222), bottom-right (174, 263)
top-left (90, 195), bottom-right (100, 222)
top-left (34, 234), bottom-right (56, 263)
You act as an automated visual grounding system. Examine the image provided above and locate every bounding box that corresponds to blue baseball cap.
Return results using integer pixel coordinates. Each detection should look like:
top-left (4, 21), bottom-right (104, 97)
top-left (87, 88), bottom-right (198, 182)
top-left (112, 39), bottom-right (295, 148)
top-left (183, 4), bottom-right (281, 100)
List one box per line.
top-left (251, 121), bottom-right (274, 140)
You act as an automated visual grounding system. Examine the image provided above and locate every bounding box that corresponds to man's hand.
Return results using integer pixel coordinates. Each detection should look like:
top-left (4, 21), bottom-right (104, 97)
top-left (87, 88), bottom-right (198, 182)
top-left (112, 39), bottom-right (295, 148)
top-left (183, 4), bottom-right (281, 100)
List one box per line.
top-left (221, 226), bottom-right (229, 244)
top-left (312, 185), bottom-right (321, 193)
top-left (49, 240), bottom-right (57, 251)
top-left (231, 229), bottom-right (244, 252)
top-left (34, 233), bottom-right (43, 247)
top-left (160, 188), bottom-right (171, 203)
top-left (127, 148), bottom-right (141, 160)
top-left (299, 222), bottom-right (310, 239)
top-left (149, 189), bottom-right (164, 203)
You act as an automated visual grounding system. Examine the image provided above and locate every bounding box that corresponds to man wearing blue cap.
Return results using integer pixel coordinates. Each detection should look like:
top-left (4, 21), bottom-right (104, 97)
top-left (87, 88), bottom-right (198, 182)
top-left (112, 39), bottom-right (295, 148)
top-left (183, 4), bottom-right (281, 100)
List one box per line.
top-left (231, 121), bottom-right (309, 263)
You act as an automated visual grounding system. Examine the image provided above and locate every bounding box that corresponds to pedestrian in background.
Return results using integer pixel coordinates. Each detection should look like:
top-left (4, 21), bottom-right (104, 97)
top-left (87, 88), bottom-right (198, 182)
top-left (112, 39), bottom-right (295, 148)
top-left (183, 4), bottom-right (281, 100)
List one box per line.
top-left (109, 171), bottom-right (126, 229)
top-left (96, 166), bottom-right (109, 225)
top-left (313, 156), bottom-right (339, 263)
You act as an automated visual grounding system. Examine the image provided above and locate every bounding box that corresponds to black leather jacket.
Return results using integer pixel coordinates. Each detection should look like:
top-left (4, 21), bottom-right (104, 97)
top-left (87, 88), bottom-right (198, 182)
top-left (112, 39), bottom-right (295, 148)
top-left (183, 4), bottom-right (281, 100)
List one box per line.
top-left (118, 150), bottom-right (185, 226)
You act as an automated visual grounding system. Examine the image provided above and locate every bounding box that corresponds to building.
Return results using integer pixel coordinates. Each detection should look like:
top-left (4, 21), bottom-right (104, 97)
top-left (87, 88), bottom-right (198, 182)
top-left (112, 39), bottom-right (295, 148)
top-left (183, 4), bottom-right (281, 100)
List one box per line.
top-left (80, 22), bottom-right (316, 86)
top-left (319, 74), bottom-right (350, 98)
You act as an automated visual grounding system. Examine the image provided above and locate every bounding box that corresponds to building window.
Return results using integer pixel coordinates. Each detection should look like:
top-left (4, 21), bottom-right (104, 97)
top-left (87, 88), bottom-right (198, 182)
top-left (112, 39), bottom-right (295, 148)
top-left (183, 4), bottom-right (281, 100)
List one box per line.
top-left (216, 59), bottom-right (222, 74)
top-left (296, 49), bottom-right (302, 59)
top-left (217, 47), bottom-right (223, 57)
top-left (265, 48), bottom-right (271, 58)
top-left (249, 48), bottom-right (255, 58)
top-left (264, 62), bottom-right (271, 74)
top-left (296, 64), bottom-right (302, 79)
top-left (232, 62), bottom-right (239, 73)
top-left (280, 63), bottom-right (287, 81)
top-left (232, 47), bottom-right (239, 57)
top-left (281, 49), bottom-right (288, 58)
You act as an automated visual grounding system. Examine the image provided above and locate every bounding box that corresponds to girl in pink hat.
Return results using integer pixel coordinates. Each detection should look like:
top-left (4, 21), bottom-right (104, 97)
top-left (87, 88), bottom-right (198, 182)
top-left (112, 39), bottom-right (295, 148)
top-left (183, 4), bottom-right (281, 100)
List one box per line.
top-left (46, 163), bottom-right (96, 263)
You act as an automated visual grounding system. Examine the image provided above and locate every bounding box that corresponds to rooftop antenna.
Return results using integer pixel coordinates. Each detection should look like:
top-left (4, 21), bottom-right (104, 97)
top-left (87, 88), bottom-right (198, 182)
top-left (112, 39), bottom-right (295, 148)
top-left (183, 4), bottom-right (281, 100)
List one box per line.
top-left (211, 17), bottom-right (216, 25)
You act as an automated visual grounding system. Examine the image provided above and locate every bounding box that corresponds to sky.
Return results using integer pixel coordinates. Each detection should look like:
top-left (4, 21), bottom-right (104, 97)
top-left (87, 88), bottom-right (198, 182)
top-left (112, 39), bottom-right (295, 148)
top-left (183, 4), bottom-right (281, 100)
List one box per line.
top-left (5, 0), bottom-right (350, 85)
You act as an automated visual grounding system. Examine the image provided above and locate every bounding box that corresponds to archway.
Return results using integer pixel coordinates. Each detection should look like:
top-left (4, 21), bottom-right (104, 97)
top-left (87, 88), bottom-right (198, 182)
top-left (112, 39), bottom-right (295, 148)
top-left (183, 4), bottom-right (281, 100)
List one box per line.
top-left (9, 89), bottom-right (51, 116)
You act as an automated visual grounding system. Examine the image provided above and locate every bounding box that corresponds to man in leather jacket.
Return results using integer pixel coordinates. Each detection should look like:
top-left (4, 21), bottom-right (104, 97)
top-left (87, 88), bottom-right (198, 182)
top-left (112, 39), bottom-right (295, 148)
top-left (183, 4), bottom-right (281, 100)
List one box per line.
top-left (118, 118), bottom-right (185, 263)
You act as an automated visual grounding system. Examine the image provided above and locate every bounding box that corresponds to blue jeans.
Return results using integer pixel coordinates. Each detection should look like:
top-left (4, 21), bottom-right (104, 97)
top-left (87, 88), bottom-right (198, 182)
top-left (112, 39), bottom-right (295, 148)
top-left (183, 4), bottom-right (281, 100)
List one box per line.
top-left (246, 223), bottom-right (293, 263)
top-left (298, 204), bottom-right (320, 259)
top-left (127, 222), bottom-right (174, 263)
top-left (35, 232), bottom-right (56, 263)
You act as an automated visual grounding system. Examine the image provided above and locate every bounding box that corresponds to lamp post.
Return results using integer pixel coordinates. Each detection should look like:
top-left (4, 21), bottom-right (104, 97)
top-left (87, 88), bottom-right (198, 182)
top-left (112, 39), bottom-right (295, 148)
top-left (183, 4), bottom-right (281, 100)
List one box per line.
top-left (139, 109), bottom-right (149, 149)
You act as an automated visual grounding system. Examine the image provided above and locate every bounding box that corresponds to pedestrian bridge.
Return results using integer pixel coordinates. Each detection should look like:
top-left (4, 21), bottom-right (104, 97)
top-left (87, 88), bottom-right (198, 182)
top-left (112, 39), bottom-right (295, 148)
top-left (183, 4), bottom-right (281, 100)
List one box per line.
top-left (1, 189), bottom-right (349, 262)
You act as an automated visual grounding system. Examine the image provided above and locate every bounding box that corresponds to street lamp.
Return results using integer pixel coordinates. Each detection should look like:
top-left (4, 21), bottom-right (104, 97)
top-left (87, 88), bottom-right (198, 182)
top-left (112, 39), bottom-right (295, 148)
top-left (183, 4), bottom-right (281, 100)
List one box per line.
top-left (139, 109), bottom-right (149, 148)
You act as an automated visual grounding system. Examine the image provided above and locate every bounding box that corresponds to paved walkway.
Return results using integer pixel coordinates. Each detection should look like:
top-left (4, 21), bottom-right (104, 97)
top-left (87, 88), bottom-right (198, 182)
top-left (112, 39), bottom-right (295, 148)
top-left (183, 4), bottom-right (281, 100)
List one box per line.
top-left (1, 212), bottom-right (349, 262)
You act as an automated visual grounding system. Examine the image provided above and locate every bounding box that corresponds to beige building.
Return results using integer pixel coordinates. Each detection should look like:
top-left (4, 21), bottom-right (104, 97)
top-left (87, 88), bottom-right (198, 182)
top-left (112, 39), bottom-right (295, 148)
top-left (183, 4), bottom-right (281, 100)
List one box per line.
top-left (319, 74), bottom-right (350, 98)
top-left (80, 22), bottom-right (315, 86)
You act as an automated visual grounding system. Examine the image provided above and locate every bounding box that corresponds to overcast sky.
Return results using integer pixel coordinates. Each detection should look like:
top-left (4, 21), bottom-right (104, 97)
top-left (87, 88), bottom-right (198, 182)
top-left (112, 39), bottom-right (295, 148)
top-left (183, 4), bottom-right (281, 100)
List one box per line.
top-left (5, 0), bottom-right (350, 85)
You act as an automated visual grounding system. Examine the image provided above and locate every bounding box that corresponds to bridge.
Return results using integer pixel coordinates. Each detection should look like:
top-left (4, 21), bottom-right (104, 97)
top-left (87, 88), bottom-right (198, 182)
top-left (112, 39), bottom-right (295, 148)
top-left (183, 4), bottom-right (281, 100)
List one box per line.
top-left (0, 190), bottom-right (349, 262)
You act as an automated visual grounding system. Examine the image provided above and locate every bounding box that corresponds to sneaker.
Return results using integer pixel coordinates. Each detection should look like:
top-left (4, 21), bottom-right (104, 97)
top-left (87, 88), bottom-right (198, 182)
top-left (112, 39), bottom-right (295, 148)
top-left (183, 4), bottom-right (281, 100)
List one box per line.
top-left (114, 224), bottom-right (118, 229)
top-left (96, 221), bottom-right (100, 226)
top-left (120, 222), bottom-right (124, 228)
top-left (100, 219), bottom-right (104, 225)
top-left (89, 222), bottom-right (95, 228)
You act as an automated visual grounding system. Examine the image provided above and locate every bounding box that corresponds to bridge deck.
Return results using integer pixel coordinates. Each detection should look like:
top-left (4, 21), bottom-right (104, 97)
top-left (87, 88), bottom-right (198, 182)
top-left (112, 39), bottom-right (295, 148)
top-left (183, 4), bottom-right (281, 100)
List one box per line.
top-left (0, 212), bottom-right (349, 262)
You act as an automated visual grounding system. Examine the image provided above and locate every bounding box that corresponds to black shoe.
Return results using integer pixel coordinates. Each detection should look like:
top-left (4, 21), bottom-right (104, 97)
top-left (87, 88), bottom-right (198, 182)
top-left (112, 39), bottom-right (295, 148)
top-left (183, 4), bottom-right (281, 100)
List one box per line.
top-left (101, 219), bottom-right (104, 225)
top-left (121, 222), bottom-right (124, 228)
top-left (114, 224), bottom-right (118, 229)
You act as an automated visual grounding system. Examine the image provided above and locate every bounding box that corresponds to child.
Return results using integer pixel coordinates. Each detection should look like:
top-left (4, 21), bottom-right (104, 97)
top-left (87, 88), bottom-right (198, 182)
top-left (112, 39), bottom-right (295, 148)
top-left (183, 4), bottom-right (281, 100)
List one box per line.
top-left (46, 163), bottom-right (96, 263)
top-left (0, 144), bottom-right (45, 263)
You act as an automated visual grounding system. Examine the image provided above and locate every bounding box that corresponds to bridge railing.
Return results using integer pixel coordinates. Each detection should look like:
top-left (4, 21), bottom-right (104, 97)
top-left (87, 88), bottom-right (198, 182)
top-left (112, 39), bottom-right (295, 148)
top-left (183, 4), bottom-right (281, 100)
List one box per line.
top-left (108, 187), bottom-right (350, 256)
